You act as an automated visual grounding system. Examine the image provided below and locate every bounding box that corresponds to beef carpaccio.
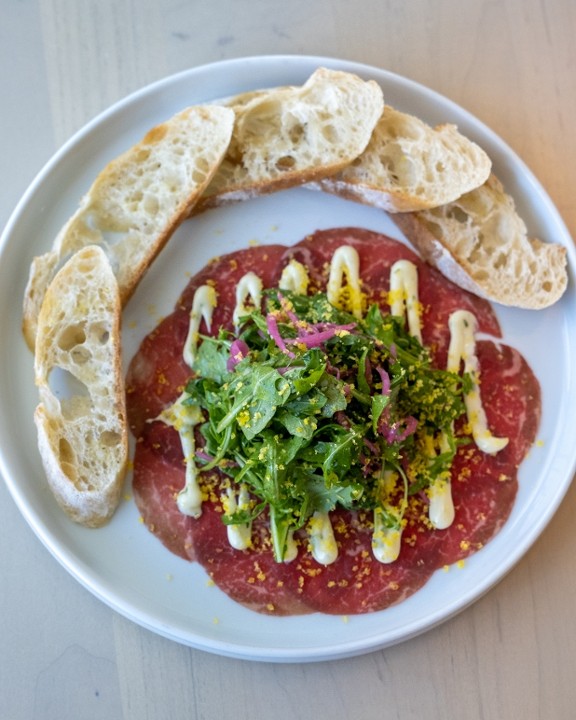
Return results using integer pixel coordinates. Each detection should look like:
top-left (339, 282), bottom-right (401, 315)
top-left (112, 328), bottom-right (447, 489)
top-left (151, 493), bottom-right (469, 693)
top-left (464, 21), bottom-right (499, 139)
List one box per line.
top-left (126, 228), bottom-right (541, 616)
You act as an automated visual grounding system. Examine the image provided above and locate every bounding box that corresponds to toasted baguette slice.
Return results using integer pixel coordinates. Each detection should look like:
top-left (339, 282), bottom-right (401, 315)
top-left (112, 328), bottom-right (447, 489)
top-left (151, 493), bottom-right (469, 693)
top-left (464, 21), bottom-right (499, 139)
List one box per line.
top-left (393, 174), bottom-right (568, 309)
top-left (23, 104), bottom-right (235, 351)
top-left (309, 105), bottom-right (492, 212)
top-left (34, 245), bottom-right (127, 527)
top-left (195, 67), bottom-right (384, 211)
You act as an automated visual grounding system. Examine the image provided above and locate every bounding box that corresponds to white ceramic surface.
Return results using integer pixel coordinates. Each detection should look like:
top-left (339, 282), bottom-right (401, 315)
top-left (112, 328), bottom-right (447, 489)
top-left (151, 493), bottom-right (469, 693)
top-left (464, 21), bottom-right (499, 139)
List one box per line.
top-left (1, 55), bottom-right (575, 662)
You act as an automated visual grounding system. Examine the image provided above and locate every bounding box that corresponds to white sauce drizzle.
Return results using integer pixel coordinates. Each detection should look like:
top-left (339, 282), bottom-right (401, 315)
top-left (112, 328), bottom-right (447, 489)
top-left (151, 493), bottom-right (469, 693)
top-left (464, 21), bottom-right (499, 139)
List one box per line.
top-left (389, 259), bottom-right (422, 342)
top-left (372, 507), bottom-right (403, 564)
top-left (428, 479), bottom-right (455, 530)
top-left (159, 393), bottom-right (204, 517)
top-left (224, 484), bottom-right (253, 550)
top-left (326, 245), bottom-right (363, 318)
top-left (162, 283), bottom-right (219, 518)
top-left (372, 466), bottom-right (406, 563)
top-left (308, 510), bottom-right (339, 565)
top-left (183, 284), bottom-right (217, 367)
top-left (282, 529), bottom-right (299, 563)
top-left (233, 271), bottom-right (263, 332)
top-left (426, 432), bottom-right (455, 530)
top-left (279, 258), bottom-right (309, 294)
top-left (447, 310), bottom-right (509, 455)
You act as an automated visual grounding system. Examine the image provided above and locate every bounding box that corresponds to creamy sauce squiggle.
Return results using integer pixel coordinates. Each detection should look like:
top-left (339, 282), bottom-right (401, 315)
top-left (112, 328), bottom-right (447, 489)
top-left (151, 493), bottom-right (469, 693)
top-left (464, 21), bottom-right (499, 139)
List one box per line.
top-left (389, 259), bottom-right (422, 343)
top-left (372, 469), bottom-right (405, 564)
top-left (308, 510), bottom-right (339, 565)
top-left (447, 310), bottom-right (509, 455)
top-left (326, 245), bottom-right (363, 318)
top-left (224, 484), bottom-right (253, 550)
top-left (159, 393), bottom-right (204, 517)
top-left (425, 431), bottom-right (455, 530)
top-left (233, 271), bottom-right (262, 332)
top-left (183, 284), bottom-right (217, 367)
top-left (279, 258), bottom-right (309, 294)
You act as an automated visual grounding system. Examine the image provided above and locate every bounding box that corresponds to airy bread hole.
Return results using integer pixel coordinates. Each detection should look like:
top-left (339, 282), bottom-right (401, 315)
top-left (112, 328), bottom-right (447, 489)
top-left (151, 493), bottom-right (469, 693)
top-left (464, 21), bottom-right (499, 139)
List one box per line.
top-left (492, 252), bottom-right (508, 270)
top-left (195, 156), bottom-right (210, 175)
top-left (57, 323), bottom-right (87, 352)
top-left (70, 346), bottom-right (92, 365)
top-left (100, 430), bottom-right (122, 448)
top-left (446, 206), bottom-right (469, 224)
top-left (192, 168), bottom-right (208, 184)
top-left (48, 366), bottom-right (90, 402)
top-left (169, 136), bottom-right (186, 155)
top-left (57, 438), bottom-right (78, 481)
top-left (288, 122), bottom-right (305, 144)
top-left (89, 321), bottom-right (110, 345)
top-left (276, 155), bottom-right (296, 170)
top-left (60, 437), bottom-right (96, 491)
top-left (381, 155), bottom-right (399, 181)
top-left (238, 103), bottom-right (278, 141)
top-left (473, 268), bottom-right (490, 281)
top-left (321, 124), bottom-right (338, 143)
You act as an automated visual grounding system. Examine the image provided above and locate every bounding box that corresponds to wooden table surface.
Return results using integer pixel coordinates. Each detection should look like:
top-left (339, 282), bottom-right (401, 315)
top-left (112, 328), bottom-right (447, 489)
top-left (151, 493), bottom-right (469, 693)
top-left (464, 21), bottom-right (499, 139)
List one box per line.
top-left (2, 1), bottom-right (575, 718)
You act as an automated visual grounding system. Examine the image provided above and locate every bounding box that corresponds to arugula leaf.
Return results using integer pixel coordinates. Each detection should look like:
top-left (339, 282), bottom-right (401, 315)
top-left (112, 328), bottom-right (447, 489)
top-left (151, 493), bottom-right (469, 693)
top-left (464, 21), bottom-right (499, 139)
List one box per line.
top-left (216, 364), bottom-right (288, 439)
top-left (193, 335), bottom-right (230, 383)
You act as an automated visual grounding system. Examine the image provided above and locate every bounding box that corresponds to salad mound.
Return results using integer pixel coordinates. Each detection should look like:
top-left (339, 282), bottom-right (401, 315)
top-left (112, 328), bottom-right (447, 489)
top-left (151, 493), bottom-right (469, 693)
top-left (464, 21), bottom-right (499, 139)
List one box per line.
top-left (183, 288), bottom-right (470, 563)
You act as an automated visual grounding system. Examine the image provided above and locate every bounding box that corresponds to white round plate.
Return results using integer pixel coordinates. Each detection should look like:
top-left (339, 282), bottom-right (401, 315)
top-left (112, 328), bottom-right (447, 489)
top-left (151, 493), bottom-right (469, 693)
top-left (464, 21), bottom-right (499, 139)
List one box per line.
top-left (1, 55), bottom-right (575, 663)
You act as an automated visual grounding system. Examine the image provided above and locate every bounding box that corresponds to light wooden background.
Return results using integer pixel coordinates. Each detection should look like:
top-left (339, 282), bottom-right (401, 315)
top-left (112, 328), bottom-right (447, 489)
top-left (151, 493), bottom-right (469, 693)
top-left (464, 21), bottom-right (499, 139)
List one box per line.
top-left (1, 1), bottom-right (576, 719)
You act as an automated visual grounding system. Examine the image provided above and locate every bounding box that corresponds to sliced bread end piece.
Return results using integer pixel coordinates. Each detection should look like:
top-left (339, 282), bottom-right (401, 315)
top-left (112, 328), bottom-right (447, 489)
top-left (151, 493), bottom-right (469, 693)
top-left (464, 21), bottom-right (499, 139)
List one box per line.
top-left (34, 245), bottom-right (127, 527)
top-left (393, 175), bottom-right (568, 309)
